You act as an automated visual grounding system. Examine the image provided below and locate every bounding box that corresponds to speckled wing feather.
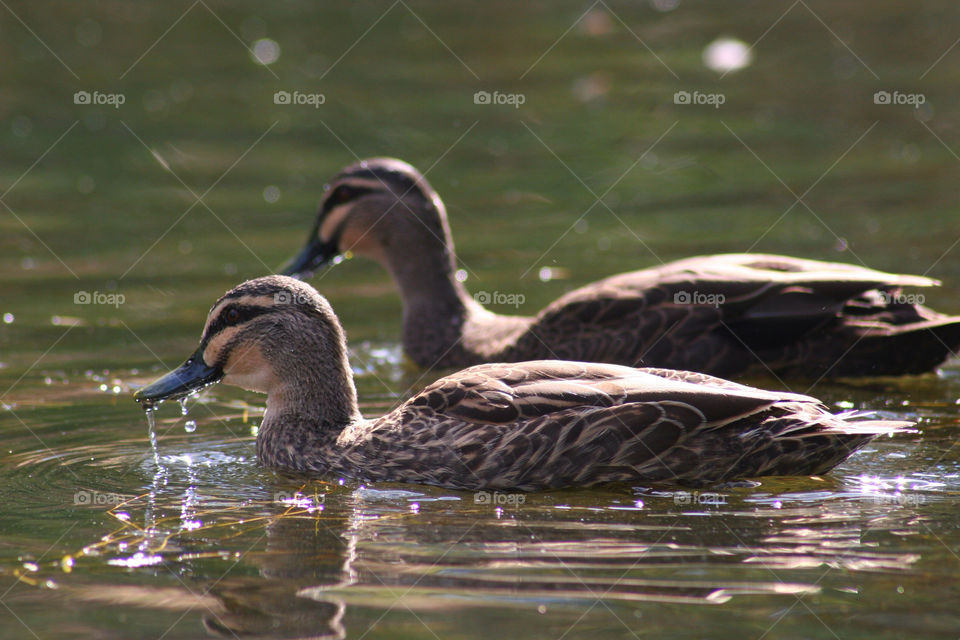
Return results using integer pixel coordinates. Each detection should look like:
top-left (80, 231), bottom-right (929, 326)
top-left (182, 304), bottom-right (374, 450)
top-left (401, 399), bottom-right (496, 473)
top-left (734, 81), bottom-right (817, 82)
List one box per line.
top-left (507, 253), bottom-right (951, 377)
top-left (351, 361), bottom-right (895, 490)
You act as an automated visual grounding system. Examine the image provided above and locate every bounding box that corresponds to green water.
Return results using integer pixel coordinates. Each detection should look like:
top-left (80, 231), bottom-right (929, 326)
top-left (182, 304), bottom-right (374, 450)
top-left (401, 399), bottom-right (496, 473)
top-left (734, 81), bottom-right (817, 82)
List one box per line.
top-left (3, 1), bottom-right (960, 638)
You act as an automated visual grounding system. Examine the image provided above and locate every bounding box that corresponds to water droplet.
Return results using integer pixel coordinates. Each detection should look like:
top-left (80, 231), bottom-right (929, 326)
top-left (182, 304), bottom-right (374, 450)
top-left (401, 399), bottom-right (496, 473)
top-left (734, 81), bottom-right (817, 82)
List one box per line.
top-left (145, 408), bottom-right (160, 466)
top-left (251, 38), bottom-right (280, 65)
top-left (12, 116), bottom-right (31, 137)
top-left (76, 175), bottom-right (95, 194)
top-left (263, 185), bottom-right (281, 203)
top-left (75, 18), bottom-right (101, 47)
top-left (703, 37), bottom-right (753, 73)
top-left (538, 267), bottom-right (553, 282)
top-left (2, 313), bottom-right (13, 324)
top-left (184, 420), bottom-right (197, 433)
top-left (179, 398), bottom-right (189, 416)
top-left (455, 269), bottom-right (468, 282)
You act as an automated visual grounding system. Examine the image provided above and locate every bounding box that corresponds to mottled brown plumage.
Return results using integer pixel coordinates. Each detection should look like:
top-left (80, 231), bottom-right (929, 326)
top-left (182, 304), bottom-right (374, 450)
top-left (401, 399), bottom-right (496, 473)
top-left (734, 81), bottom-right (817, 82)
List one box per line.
top-left (282, 157), bottom-right (960, 378)
top-left (134, 277), bottom-right (909, 490)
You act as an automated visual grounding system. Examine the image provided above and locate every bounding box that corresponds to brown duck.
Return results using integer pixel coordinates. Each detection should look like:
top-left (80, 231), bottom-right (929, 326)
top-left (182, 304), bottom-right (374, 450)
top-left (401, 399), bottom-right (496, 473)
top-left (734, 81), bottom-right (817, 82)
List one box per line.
top-left (281, 158), bottom-right (960, 378)
top-left (133, 276), bottom-right (908, 490)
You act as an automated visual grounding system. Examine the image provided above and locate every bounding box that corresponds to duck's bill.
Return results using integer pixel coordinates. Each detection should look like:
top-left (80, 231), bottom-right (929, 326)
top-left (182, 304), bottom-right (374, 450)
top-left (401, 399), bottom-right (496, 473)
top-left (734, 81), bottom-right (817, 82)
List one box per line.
top-left (134, 348), bottom-right (223, 406)
top-left (280, 236), bottom-right (339, 279)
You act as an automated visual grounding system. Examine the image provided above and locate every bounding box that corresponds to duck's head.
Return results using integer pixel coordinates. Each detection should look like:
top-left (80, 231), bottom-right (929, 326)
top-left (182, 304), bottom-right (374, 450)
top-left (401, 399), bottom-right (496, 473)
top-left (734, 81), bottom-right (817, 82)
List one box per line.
top-left (281, 157), bottom-right (452, 279)
top-left (134, 276), bottom-right (356, 417)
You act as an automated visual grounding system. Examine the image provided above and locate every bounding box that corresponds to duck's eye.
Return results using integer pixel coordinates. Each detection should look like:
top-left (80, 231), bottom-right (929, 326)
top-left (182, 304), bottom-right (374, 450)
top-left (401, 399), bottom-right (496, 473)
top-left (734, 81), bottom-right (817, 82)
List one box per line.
top-left (327, 185), bottom-right (354, 207)
top-left (225, 308), bottom-right (241, 324)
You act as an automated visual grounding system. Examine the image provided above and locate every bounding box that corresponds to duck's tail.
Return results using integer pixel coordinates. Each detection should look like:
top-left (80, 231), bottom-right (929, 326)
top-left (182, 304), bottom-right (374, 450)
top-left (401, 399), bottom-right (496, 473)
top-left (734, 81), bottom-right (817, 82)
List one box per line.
top-left (829, 315), bottom-right (960, 377)
top-left (738, 408), bottom-right (913, 479)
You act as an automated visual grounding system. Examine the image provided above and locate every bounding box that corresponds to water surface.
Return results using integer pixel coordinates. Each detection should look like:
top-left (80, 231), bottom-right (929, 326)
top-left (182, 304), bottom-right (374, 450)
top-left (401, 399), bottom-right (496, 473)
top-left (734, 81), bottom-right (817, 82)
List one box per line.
top-left (2, 2), bottom-right (960, 638)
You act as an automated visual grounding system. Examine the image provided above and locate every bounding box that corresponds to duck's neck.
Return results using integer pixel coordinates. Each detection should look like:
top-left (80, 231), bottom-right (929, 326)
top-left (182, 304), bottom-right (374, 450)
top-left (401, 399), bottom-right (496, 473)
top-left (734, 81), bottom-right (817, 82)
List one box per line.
top-left (257, 345), bottom-right (363, 471)
top-left (379, 230), bottom-right (496, 367)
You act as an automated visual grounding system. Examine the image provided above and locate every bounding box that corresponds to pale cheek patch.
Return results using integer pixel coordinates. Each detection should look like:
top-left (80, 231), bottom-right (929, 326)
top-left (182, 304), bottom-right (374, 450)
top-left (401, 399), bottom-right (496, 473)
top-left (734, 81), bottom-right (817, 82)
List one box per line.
top-left (339, 225), bottom-right (386, 264)
top-left (319, 204), bottom-right (351, 245)
top-left (220, 343), bottom-right (279, 393)
top-left (203, 327), bottom-right (240, 367)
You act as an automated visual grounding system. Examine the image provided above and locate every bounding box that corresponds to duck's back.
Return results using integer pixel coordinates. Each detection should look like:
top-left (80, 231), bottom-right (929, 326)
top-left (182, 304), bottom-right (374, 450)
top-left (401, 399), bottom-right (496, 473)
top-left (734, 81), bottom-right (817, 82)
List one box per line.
top-left (500, 254), bottom-right (960, 378)
top-left (339, 361), bottom-right (904, 490)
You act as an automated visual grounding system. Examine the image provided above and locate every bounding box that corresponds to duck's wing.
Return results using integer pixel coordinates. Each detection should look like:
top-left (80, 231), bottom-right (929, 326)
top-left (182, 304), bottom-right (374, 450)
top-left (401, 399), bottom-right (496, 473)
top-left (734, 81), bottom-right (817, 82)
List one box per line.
top-left (518, 253), bottom-right (951, 375)
top-left (410, 360), bottom-right (816, 423)
top-left (391, 361), bottom-right (877, 489)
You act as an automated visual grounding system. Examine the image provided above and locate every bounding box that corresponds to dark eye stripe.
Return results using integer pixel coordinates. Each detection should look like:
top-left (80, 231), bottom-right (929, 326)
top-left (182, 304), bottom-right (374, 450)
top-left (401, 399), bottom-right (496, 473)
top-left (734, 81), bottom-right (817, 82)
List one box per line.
top-left (323, 184), bottom-right (377, 212)
top-left (200, 304), bottom-right (271, 350)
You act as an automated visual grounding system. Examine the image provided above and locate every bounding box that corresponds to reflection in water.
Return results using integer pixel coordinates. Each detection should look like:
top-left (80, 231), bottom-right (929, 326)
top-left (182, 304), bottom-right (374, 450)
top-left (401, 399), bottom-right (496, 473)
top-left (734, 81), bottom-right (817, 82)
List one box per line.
top-left (20, 463), bottom-right (926, 638)
top-left (2, 351), bottom-right (955, 637)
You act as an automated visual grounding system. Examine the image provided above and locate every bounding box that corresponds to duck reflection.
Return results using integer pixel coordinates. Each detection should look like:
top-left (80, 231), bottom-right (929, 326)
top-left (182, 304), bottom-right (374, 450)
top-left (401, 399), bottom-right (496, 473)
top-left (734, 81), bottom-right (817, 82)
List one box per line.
top-left (200, 493), bottom-right (351, 639)
top-left (58, 472), bottom-right (927, 638)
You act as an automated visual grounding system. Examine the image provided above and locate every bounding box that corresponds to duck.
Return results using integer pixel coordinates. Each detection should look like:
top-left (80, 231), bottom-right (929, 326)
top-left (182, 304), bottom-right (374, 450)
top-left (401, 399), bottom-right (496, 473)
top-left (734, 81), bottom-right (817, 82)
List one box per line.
top-left (281, 157), bottom-right (960, 379)
top-left (133, 276), bottom-right (909, 490)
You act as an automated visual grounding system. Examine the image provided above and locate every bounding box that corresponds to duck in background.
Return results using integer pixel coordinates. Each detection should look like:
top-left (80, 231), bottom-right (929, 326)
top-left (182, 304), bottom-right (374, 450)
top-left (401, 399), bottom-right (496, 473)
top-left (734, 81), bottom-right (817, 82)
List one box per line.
top-left (282, 158), bottom-right (960, 378)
